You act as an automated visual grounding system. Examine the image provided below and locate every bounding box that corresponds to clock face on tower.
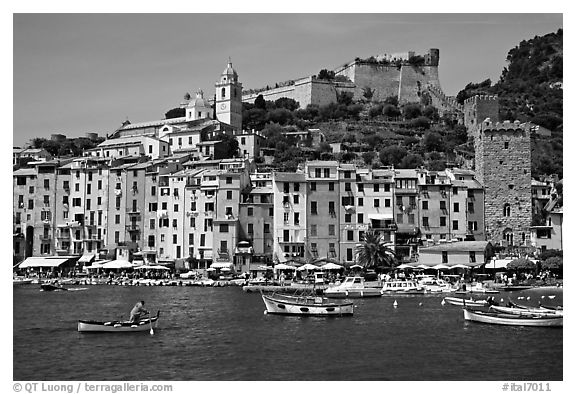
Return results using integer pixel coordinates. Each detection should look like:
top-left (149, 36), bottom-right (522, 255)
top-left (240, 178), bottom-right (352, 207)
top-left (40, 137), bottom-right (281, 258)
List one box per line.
top-left (220, 103), bottom-right (227, 110)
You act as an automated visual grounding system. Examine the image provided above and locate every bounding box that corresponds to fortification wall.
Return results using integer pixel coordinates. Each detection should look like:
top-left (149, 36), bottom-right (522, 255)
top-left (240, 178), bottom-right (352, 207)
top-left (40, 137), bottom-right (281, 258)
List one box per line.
top-left (398, 65), bottom-right (440, 104)
top-left (243, 83), bottom-right (298, 105)
top-left (464, 95), bottom-right (499, 137)
top-left (475, 120), bottom-right (532, 245)
top-left (426, 84), bottom-right (463, 119)
top-left (338, 63), bottom-right (401, 102)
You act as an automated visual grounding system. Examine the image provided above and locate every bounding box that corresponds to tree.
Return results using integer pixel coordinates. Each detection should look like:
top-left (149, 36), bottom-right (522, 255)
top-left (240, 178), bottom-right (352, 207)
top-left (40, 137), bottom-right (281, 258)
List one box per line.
top-left (254, 94), bottom-right (266, 110)
top-left (379, 145), bottom-right (407, 167)
top-left (362, 151), bottom-right (376, 166)
top-left (362, 87), bottom-right (375, 101)
top-left (165, 107), bottom-right (185, 119)
top-left (508, 258), bottom-right (536, 270)
top-left (382, 104), bottom-right (401, 118)
top-left (422, 131), bottom-right (444, 152)
top-left (402, 103), bottom-right (422, 120)
top-left (399, 153), bottom-right (424, 169)
top-left (317, 69), bottom-right (335, 80)
top-left (211, 133), bottom-right (239, 158)
top-left (355, 231), bottom-right (396, 271)
top-left (369, 104), bottom-right (383, 118)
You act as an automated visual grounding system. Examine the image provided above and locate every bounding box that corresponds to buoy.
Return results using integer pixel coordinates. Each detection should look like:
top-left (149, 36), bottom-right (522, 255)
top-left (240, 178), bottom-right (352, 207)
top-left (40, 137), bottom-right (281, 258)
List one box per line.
top-left (518, 296), bottom-right (524, 300)
top-left (541, 295), bottom-right (545, 299)
top-left (393, 300), bottom-right (398, 308)
top-left (264, 310), bottom-right (268, 315)
top-left (441, 299), bottom-right (446, 305)
top-left (527, 296), bottom-right (530, 300)
top-left (418, 302), bottom-right (423, 306)
top-left (549, 295), bottom-right (556, 299)
top-left (500, 298), bottom-right (504, 303)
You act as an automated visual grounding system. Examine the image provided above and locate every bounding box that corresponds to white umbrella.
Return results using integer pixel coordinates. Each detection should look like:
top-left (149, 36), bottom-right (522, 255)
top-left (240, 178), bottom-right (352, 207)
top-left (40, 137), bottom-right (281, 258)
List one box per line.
top-left (206, 267), bottom-right (216, 272)
top-left (297, 263), bottom-right (320, 271)
top-left (349, 264), bottom-right (363, 269)
top-left (450, 264), bottom-right (472, 269)
top-left (274, 263), bottom-right (296, 270)
top-left (134, 265), bottom-right (170, 270)
top-left (397, 263), bottom-right (415, 269)
top-left (417, 264), bottom-right (430, 269)
top-left (432, 264), bottom-right (451, 270)
top-left (321, 262), bottom-right (343, 270)
top-left (101, 260), bottom-right (134, 269)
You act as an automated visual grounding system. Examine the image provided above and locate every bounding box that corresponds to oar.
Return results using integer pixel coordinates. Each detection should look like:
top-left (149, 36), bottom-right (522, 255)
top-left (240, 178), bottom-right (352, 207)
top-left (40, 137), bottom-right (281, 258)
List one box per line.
top-left (149, 311), bottom-right (154, 335)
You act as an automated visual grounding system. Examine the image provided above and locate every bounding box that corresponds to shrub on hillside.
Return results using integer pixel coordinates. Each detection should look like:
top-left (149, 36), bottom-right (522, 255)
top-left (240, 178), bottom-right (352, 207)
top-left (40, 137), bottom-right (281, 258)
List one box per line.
top-left (382, 104), bottom-right (401, 118)
top-left (402, 103), bottom-right (422, 120)
top-left (409, 116), bottom-right (431, 130)
top-left (369, 105), bottom-right (384, 118)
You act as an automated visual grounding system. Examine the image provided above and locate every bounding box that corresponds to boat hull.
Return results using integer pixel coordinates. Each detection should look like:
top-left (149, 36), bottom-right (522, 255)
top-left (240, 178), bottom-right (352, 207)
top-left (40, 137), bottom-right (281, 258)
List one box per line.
top-left (463, 309), bottom-right (562, 327)
top-left (490, 305), bottom-right (563, 316)
top-left (324, 288), bottom-right (381, 298)
top-left (262, 294), bottom-right (353, 316)
top-left (444, 297), bottom-right (488, 307)
top-left (41, 284), bottom-right (67, 291)
top-left (78, 312), bottom-right (160, 332)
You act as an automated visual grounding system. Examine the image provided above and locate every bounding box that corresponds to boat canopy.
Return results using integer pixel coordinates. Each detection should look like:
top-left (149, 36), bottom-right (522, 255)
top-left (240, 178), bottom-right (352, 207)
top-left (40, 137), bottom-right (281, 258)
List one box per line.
top-left (210, 262), bottom-right (234, 269)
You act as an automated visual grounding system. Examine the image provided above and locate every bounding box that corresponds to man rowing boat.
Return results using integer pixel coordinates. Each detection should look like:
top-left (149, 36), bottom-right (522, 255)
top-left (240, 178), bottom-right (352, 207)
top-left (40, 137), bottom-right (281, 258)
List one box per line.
top-left (129, 300), bottom-right (149, 324)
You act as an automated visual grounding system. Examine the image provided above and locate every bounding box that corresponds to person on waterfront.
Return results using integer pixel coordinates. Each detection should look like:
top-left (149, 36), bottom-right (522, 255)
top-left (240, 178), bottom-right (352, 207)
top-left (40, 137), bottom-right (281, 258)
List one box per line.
top-left (129, 300), bottom-right (149, 324)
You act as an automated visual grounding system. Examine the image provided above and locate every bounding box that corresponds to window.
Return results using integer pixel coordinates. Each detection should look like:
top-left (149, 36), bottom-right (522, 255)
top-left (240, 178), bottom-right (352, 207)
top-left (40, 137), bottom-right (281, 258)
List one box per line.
top-left (347, 231), bottom-right (354, 241)
top-left (310, 225), bottom-right (317, 237)
top-left (173, 234), bottom-right (178, 244)
top-left (97, 197), bottom-right (102, 206)
top-left (440, 201), bottom-right (447, 211)
top-left (422, 201), bottom-right (428, 210)
top-left (283, 230), bottom-right (289, 242)
top-left (344, 171), bottom-right (351, 179)
top-left (294, 183), bottom-right (300, 192)
top-left (453, 187), bottom-right (458, 195)
top-left (467, 202), bottom-right (475, 213)
top-left (440, 217), bottom-right (447, 227)
top-left (408, 214), bottom-right (415, 225)
top-left (220, 224), bottom-right (229, 233)
top-left (358, 198), bottom-right (363, 207)
top-left (423, 217), bottom-right (429, 227)
top-left (248, 223), bottom-right (254, 235)
top-left (248, 207), bottom-right (253, 216)
top-left (345, 214), bottom-right (351, 223)
top-left (269, 208), bottom-right (274, 217)
top-left (396, 196), bottom-right (403, 206)
top-left (384, 184), bottom-right (390, 192)
top-left (374, 199), bottom-right (380, 208)
top-left (264, 223), bottom-right (270, 233)
top-left (226, 177), bottom-right (232, 184)
top-left (503, 203), bottom-right (511, 217)
top-left (347, 248), bottom-right (353, 261)
top-left (75, 183), bottom-right (80, 192)
top-left (283, 212), bottom-right (289, 223)
top-left (328, 201), bottom-right (335, 215)
top-left (342, 196), bottom-right (354, 206)
top-left (396, 214), bottom-right (403, 224)
top-left (504, 141), bottom-right (509, 149)
top-left (454, 202), bottom-right (460, 212)
top-left (469, 252), bottom-right (476, 263)
top-left (293, 195), bottom-right (299, 204)
top-left (384, 199), bottom-right (390, 208)
top-left (72, 198), bottom-right (81, 207)
top-left (115, 215), bottom-right (120, 224)
top-left (115, 231), bottom-right (120, 244)
top-left (374, 183), bottom-right (379, 192)
top-left (311, 201), bottom-right (318, 215)
top-left (310, 182), bottom-right (316, 191)
top-left (44, 179), bottom-right (50, 189)
top-left (172, 219), bottom-right (178, 228)
top-left (174, 204), bottom-right (179, 212)
top-left (294, 212), bottom-right (300, 225)
top-left (453, 220), bottom-right (459, 230)
top-left (150, 219), bottom-right (155, 230)
top-left (43, 195), bottom-right (50, 206)
top-left (151, 186), bottom-right (156, 196)
top-left (329, 224), bottom-right (335, 236)
top-left (328, 182), bottom-right (334, 191)
top-left (283, 183), bottom-right (290, 193)
top-left (442, 251), bottom-right (448, 265)
top-left (29, 186), bottom-right (34, 194)
top-left (227, 191), bottom-right (233, 200)
top-left (358, 213), bottom-right (364, 223)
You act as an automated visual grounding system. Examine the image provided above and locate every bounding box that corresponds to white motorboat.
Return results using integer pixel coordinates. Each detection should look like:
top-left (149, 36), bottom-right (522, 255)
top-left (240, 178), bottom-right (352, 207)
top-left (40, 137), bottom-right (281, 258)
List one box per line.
top-left (419, 277), bottom-right (456, 293)
top-left (443, 296), bottom-right (488, 307)
top-left (463, 308), bottom-right (562, 327)
top-left (381, 280), bottom-right (425, 294)
top-left (324, 276), bottom-right (382, 298)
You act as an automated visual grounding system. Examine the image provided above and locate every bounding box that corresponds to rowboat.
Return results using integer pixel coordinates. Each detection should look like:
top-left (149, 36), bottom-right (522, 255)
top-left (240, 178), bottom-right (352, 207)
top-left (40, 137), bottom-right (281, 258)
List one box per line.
top-left (463, 308), bottom-right (562, 327)
top-left (489, 305), bottom-right (563, 316)
top-left (78, 311), bottom-right (160, 332)
top-left (443, 296), bottom-right (488, 307)
top-left (41, 283), bottom-right (68, 291)
top-left (13, 278), bottom-right (34, 286)
top-left (324, 276), bottom-right (382, 298)
top-left (262, 292), bottom-right (354, 316)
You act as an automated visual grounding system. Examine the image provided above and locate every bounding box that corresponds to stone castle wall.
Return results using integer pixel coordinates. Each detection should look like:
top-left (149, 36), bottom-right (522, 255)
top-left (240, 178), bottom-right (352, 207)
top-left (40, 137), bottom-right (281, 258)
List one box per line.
top-left (475, 120), bottom-right (532, 246)
top-left (242, 49), bottom-right (442, 107)
top-left (464, 95), bottom-right (499, 137)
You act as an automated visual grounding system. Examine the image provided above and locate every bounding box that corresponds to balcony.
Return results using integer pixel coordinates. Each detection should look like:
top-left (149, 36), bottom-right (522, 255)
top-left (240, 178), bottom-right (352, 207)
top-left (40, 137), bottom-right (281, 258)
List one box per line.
top-left (126, 224), bottom-right (141, 232)
top-left (40, 235), bottom-right (52, 242)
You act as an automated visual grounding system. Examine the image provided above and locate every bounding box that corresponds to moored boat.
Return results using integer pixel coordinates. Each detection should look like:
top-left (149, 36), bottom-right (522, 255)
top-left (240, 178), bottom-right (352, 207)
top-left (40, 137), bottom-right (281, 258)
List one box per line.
top-left (381, 280), bottom-right (425, 294)
top-left (78, 311), bottom-right (161, 332)
top-left (463, 308), bottom-right (562, 327)
top-left (324, 276), bottom-right (382, 298)
top-left (489, 305), bottom-right (563, 316)
top-left (13, 277), bottom-right (34, 286)
top-left (443, 296), bottom-right (488, 307)
top-left (41, 283), bottom-right (68, 291)
top-left (261, 292), bottom-right (353, 316)
top-left (418, 277), bottom-right (456, 293)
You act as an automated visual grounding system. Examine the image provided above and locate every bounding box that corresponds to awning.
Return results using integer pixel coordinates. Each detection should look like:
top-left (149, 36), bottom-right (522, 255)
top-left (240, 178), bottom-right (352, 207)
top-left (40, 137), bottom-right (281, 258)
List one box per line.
top-left (368, 213), bottom-right (393, 220)
top-left (134, 265), bottom-right (170, 270)
top-left (19, 257), bottom-right (76, 269)
top-left (86, 260), bottom-right (111, 270)
top-left (78, 253), bottom-right (96, 263)
top-left (210, 262), bottom-right (234, 269)
top-left (487, 259), bottom-right (513, 269)
top-left (101, 260), bottom-right (134, 269)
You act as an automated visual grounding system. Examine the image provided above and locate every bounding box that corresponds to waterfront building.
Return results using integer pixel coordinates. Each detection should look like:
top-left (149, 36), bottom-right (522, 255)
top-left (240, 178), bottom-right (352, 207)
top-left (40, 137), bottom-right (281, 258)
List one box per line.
top-left (272, 172), bottom-right (307, 263)
top-left (418, 170), bottom-right (452, 244)
top-left (305, 161), bottom-right (340, 261)
top-left (59, 157), bottom-right (110, 256)
top-left (238, 172), bottom-right (275, 271)
top-left (531, 179), bottom-right (553, 215)
top-left (418, 240), bottom-right (493, 267)
top-left (338, 164), bottom-right (359, 265)
top-left (393, 169), bottom-right (420, 261)
top-left (445, 168), bottom-right (485, 241)
top-left (365, 168), bottom-right (396, 244)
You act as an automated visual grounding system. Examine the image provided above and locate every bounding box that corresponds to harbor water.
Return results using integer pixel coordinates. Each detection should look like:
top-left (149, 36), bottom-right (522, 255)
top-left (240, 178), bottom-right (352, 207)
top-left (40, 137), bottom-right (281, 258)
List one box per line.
top-left (13, 285), bottom-right (563, 381)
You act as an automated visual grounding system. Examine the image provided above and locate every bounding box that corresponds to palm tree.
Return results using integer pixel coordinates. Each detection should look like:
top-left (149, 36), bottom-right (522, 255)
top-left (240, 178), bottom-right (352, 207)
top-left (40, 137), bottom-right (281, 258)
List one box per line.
top-left (355, 230), bottom-right (397, 271)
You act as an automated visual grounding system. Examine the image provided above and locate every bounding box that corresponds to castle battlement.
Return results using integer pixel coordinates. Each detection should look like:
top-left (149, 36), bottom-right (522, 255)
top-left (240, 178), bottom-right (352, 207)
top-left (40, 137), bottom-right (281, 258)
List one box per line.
top-left (464, 95), bottom-right (498, 105)
top-left (480, 119), bottom-right (531, 132)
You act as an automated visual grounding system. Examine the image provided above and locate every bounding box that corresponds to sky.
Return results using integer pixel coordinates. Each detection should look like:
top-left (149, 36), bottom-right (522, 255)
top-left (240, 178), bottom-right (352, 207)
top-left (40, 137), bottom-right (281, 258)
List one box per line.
top-left (12, 13), bottom-right (563, 147)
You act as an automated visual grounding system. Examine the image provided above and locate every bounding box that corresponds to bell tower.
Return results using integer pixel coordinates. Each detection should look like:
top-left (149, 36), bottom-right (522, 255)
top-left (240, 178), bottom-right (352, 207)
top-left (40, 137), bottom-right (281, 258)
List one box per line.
top-left (215, 59), bottom-right (243, 131)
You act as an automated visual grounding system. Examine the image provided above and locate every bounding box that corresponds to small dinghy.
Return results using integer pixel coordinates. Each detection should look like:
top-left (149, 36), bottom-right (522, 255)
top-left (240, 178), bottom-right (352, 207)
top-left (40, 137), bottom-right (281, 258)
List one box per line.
top-left (78, 311), bottom-right (160, 332)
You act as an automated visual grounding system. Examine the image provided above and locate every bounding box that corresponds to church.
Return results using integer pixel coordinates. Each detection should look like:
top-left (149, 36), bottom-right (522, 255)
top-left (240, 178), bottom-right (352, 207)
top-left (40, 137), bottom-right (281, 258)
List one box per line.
top-left (94, 60), bottom-right (244, 159)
